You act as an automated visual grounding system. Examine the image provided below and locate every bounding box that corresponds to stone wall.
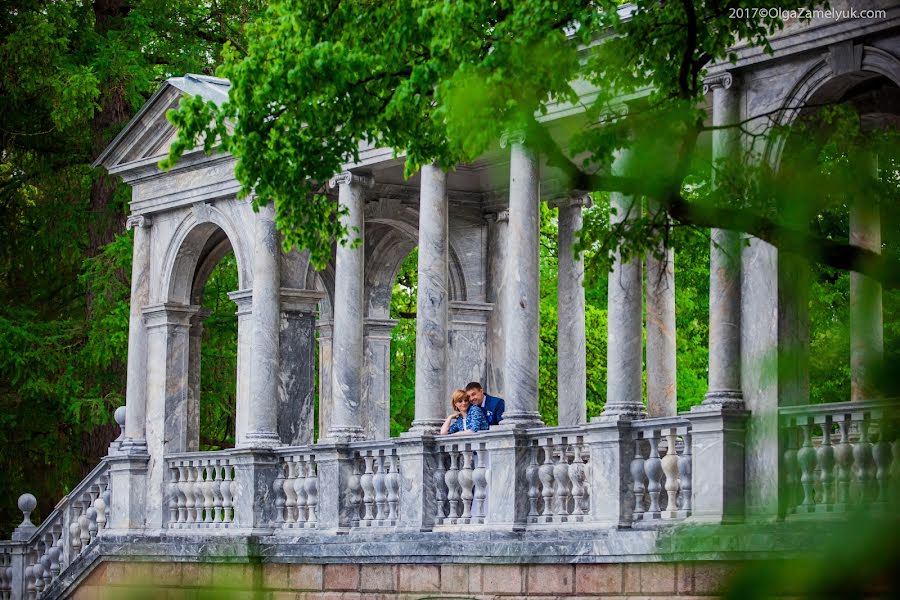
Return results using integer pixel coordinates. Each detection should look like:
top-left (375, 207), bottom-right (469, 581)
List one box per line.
top-left (73, 560), bottom-right (739, 599)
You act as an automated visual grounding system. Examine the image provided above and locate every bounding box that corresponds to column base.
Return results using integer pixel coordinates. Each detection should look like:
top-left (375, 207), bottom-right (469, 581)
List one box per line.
top-left (495, 410), bottom-right (544, 428)
top-left (323, 426), bottom-right (366, 442)
top-left (118, 437), bottom-right (149, 454)
top-left (408, 419), bottom-right (443, 434)
top-left (237, 431), bottom-right (283, 448)
top-left (599, 403), bottom-right (647, 420)
top-left (699, 389), bottom-right (745, 410)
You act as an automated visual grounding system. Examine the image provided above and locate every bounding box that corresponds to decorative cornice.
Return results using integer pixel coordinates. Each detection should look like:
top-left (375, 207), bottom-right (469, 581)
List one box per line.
top-left (703, 71), bottom-right (737, 94)
top-left (125, 215), bottom-right (152, 230)
top-left (329, 171), bottom-right (375, 189)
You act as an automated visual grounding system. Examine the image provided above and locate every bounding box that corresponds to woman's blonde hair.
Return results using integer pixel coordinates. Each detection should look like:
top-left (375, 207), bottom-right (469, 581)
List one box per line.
top-left (450, 389), bottom-right (468, 411)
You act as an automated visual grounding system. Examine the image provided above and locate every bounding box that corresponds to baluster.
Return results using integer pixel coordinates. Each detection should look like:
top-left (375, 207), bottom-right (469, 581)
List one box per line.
top-left (102, 478), bottom-right (112, 528)
top-left (644, 430), bottom-right (663, 519)
top-left (48, 544), bottom-right (60, 579)
top-left (77, 514), bottom-right (91, 551)
top-left (221, 465), bottom-right (234, 523)
top-left (41, 553), bottom-right (52, 590)
top-left (32, 563), bottom-right (43, 598)
top-left (433, 451), bottom-right (448, 524)
top-left (458, 447), bottom-right (475, 523)
top-left (631, 436), bottom-right (646, 520)
top-left (661, 430), bottom-right (681, 519)
top-left (360, 454), bottom-right (376, 526)
top-left (284, 460), bottom-right (298, 526)
top-left (797, 420), bottom-right (817, 510)
top-left (678, 432), bottom-right (692, 515)
top-left (472, 447), bottom-right (488, 523)
top-left (852, 419), bottom-right (873, 504)
top-left (569, 443), bottom-right (587, 519)
top-left (193, 463), bottom-right (206, 524)
top-left (347, 457), bottom-right (362, 527)
top-left (93, 496), bottom-right (107, 532)
top-left (538, 442), bottom-right (555, 523)
top-left (211, 464), bottom-right (224, 525)
top-left (833, 417), bottom-right (853, 509)
top-left (373, 453), bottom-right (388, 525)
top-left (816, 416), bottom-right (835, 509)
top-left (204, 464), bottom-right (217, 524)
top-left (86, 507), bottom-right (99, 543)
top-left (782, 425), bottom-right (800, 513)
top-left (54, 530), bottom-right (65, 575)
top-left (445, 449), bottom-right (461, 523)
top-left (872, 420), bottom-right (892, 507)
top-left (273, 460), bottom-right (286, 525)
top-left (296, 458), bottom-right (309, 527)
top-left (175, 464), bottom-right (188, 527)
top-left (555, 442), bottom-right (572, 519)
top-left (386, 454), bottom-right (400, 524)
top-left (305, 460), bottom-right (318, 527)
top-left (179, 463), bottom-right (194, 524)
top-left (525, 444), bottom-right (540, 522)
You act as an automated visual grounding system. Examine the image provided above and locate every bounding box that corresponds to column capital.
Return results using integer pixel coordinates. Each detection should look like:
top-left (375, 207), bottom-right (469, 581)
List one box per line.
top-left (227, 289), bottom-right (254, 314)
top-left (329, 171), bottom-right (374, 189)
top-left (547, 192), bottom-right (593, 210)
top-left (141, 303), bottom-right (199, 329)
top-left (364, 317), bottom-right (399, 338)
top-left (487, 209), bottom-right (510, 224)
top-left (703, 71), bottom-right (739, 94)
top-left (125, 214), bottom-right (152, 230)
top-left (499, 129), bottom-right (526, 148)
top-left (280, 287), bottom-right (325, 312)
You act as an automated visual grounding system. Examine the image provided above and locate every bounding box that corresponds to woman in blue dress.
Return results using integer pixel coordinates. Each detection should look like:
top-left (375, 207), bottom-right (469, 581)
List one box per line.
top-left (440, 389), bottom-right (489, 435)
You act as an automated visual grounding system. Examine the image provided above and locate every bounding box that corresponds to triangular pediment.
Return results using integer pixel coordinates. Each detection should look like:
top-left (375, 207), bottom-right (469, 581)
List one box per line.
top-left (93, 74), bottom-right (231, 173)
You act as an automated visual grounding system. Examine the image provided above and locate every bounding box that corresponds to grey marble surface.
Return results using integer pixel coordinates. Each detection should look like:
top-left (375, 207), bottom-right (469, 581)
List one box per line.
top-left (557, 202), bottom-right (587, 425)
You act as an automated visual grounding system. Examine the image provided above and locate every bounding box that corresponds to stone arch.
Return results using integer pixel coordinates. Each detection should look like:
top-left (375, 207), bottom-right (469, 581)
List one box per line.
top-left (161, 203), bottom-right (252, 305)
top-left (765, 44), bottom-right (900, 168)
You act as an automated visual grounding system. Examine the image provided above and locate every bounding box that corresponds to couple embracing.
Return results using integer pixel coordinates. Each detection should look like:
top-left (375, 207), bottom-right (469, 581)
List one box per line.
top-left (439, 382), bottom-right (505, 435)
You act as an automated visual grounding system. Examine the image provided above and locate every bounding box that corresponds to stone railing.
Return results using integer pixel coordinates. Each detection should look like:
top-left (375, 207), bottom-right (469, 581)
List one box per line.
top-left (272, 446), bottom-right (319, 529)
top-left (2, 460), bottom-right (112, 600)
top-left (780, 400), bottom-right (898, 516)
top-left (1, 543), bottom-right (13, 600)
top-left (524, 429), bottom-right (591, 525)
top-left (346, 440), bottom-right (400, 528)
top-left (433, 437), bottom-right (488, 527)
top-left (630, 418), bottom-right (692, 523)
top-left (166, 451), bottom-right (237, 529)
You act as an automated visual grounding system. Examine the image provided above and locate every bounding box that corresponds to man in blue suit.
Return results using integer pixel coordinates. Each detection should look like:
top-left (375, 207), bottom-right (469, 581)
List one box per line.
top-left (465, 382), bottom-right (505, 427)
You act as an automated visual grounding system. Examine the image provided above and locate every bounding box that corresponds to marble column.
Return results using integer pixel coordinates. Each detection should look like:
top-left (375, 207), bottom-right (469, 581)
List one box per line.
top-left (317, 320), bottom-right (334, 441)
top-left (501, 137), bottom-right (543, 426)
top-left (364, 318), bottom-right (398, 439)
top-left (228, 290), bottom-right (253, 445)
top-left (244, 202), bottom-right (282, 447)
top-left (412, 163), bottom-right (450, 432)
top-left (142, 302), bottom-right (197, 529)
top-left (602, 150), bottom-right (645, 419)
top-left (279, 289), bottom-right (324, 445)
top-left (328, 171), bottom-right (372, 440)
top-left (123, 215), bottom-right (152, 450)
top-left (703, 72), bottom-right (744, 409)
top-left (850, 168), bottom-right (883, 401)
top-left (556, 195), bottom-right (589, 425)
top-left (186, 308), bottom-right (210, 451)
top-left (486, 210), bottom-right (509, 397)
top-left (646, 199), bottom-right (677, 417)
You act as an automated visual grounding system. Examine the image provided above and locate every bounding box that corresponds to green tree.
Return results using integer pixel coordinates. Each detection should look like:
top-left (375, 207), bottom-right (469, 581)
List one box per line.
top-left (0, 0), bottom-right (263, 533)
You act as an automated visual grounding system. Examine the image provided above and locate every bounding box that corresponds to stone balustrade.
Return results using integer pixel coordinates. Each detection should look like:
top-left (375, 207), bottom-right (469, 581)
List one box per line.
top-left (780, 400), bottom-right (897, 516)
top-left (0, 544), bottom-right (12, 600)
top-left (524, 430), bottom-right (591, 525)
top-left (629, 418), bottom-right (692, 523)
top-left (272, 447), bottom-right (319, 529)
top-left (4, 461), bottom-right (112, 600)
top-left (166, 452), bottom-right (237, 529)
top-left (433, 438), bottom-right (489, 527)
top-left (346, 440), bottom-right (400, 528)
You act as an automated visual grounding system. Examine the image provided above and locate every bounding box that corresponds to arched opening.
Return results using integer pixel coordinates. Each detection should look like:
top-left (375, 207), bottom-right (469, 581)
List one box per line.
top-left (775, 72), bottom-right (900, 405)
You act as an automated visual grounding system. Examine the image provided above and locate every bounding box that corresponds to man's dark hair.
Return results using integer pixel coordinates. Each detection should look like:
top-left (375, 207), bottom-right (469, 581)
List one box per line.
top-left (465, 382), bottom-right (483, 392)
